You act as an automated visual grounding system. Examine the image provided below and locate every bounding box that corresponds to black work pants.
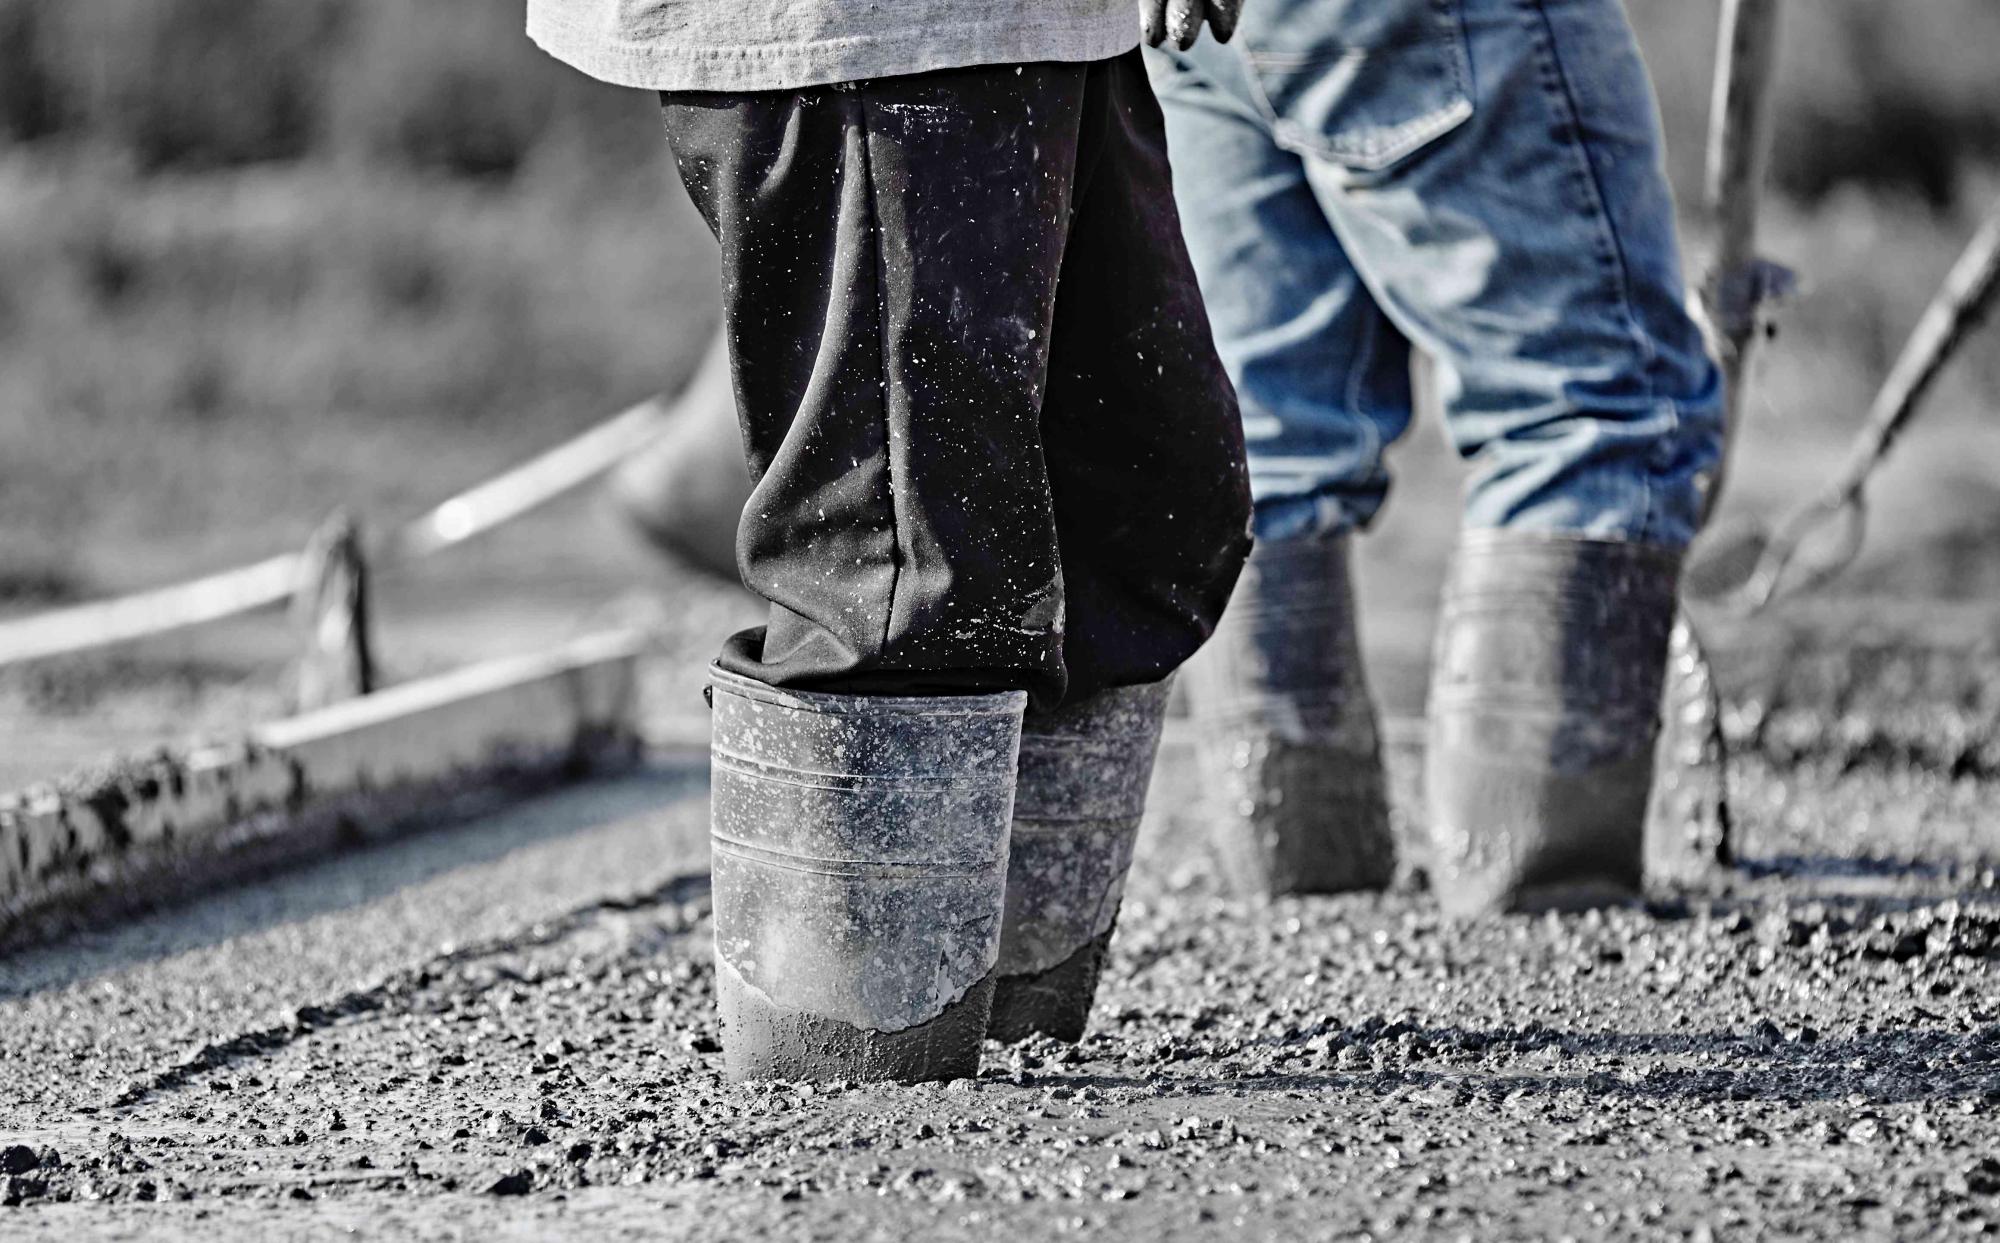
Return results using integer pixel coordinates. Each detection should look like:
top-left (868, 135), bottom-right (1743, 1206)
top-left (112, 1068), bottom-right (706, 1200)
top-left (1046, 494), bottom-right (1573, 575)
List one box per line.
top-left (662, 51), bottom-right (1252, 708)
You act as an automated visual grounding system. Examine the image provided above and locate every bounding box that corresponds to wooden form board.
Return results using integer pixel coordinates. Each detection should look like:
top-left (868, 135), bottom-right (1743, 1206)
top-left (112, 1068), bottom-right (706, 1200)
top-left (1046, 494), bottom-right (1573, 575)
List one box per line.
top-left (0, 630), bottom-right (648, 942)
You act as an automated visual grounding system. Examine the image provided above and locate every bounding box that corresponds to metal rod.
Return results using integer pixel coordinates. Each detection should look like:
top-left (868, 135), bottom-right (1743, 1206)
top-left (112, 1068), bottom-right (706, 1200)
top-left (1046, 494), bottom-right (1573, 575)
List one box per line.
top-left (0, 554), bottom-right (304, 668)
top-left (1733, 192), bottom-right (2000, 612)
top-left (1698, 0), bottom-right (1786, 523)
top-left (1661, 0), bottom-right (1786, 873)
top-left (0, 397), bottom-right (668, 667)
top-left (387, 397), bottom-right (667, 564)
top-left (1828, 195), bottom-right (2000, 505)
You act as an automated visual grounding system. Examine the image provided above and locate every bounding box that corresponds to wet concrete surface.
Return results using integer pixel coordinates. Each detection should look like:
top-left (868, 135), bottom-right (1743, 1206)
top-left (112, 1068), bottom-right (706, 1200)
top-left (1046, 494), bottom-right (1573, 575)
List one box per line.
top-left (1, 733), bottom-right (1996, 1240)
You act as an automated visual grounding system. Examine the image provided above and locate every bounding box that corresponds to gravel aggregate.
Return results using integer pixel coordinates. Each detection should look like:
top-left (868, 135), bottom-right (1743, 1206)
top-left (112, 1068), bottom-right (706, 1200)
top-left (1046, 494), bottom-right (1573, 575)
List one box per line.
top-left (0, 710), bottom-right (1995, 1240)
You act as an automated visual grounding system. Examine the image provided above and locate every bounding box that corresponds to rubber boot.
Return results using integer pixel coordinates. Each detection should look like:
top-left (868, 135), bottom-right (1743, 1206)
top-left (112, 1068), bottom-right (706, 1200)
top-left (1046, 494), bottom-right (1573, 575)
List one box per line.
top-left (1183, 536), bottom-right (1396, 896)
top-left (988, 680), bottom-right (1172, 1044)
top-left (1424, 530), bottom-right (1681, 916)
top-left (606, 329), bottom-right (754, 580)
top-left (707, 666), bottom-right (1025, 1082)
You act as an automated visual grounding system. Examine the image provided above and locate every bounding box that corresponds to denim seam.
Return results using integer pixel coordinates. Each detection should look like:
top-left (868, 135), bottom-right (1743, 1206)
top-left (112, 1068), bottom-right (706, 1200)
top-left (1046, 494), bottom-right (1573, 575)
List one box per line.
top-left (1433, 0), bottom-right (1472, 120)
top-left (1151, 51), bottom-right (1278, 136)
top-left (855, 95), bottom-right (906, 661)
top-left (1519, 0), bottom-right (1670, 544)
top-left (1342, 300), bottom-right (1387, 534)
top-left (1233, 45), bottom-right (1287, 135)
top-left (1294, 170), bottom-right (1422, 533)
top-left (1257, 84), bottom-right (1472, 171)
top-left (1239, 4), bottom-right (1473, 172)
top-left (1243, 30), bottom-right (1463, 66)
top-left (1646, 398), bottom-right (1687, 545)
top-left (1307, 0), bottom-right (1473, 169)
top-left (1518, 1), bottom-right (1654, 370)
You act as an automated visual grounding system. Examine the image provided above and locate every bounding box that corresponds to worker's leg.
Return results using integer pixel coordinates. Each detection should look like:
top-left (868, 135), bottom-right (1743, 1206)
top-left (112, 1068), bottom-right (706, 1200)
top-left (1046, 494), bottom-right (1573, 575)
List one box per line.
top-left (665, 53), bottom-right (1249, 1071)
top-left (1035, 51), bottom-right (1254, 700)
top-left (988, 52), bottom-right (1251, 1041)
top-left (663, 63), bottom-right (1086, 1082)
top-left (1251, 0), bottom-right (1722, 910)
top-left (666, 64), bottom-right (1080, 702)
top-left (1145, 39), bottom-right (1405, 897)
top-left (667, 57), bottom-right (1246, 705)
top-left (1148, 41), bottom-right (1414, 543)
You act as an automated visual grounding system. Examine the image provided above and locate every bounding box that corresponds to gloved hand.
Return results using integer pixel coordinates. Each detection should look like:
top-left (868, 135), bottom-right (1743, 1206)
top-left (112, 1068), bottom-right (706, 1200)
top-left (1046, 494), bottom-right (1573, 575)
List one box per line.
top-left (1139, 0), bottom-right (1243, 50)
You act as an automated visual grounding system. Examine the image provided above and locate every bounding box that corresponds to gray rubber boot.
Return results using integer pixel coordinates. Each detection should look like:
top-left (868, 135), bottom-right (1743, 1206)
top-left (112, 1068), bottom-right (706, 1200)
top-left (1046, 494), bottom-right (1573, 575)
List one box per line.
top-left (707, 666), bottom-right (1026, 1082)
top-left (988, 680), bottom-right (1172, 1044)
top-left (1424, 530), bottom-right (1681, 916)
top-left (606, 329), bottom-right (754, 580)
top-left (1183, 535), bottom-right (1396, 896)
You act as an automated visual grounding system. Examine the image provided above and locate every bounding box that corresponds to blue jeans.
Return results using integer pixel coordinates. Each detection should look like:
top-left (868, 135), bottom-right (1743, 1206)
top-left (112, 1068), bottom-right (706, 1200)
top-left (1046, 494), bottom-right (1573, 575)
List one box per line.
top-left (1148, 0), bottom-right (1723, 549)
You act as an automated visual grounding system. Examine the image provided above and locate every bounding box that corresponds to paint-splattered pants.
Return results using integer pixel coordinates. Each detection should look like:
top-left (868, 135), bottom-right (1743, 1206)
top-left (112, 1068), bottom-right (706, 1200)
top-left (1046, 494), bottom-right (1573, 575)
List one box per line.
top-left (661, 51), bottom-right (1252, 708)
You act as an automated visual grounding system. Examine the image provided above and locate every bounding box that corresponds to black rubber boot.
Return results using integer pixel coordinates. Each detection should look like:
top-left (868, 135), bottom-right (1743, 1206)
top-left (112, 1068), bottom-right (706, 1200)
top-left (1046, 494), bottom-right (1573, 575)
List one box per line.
top-left (1183, 535), bottom-right (1395, 897)
top-left (708, 667), bottom-right (1025, 1082)
top-left (988, 680), bottom-right (1172, 1044)
top-left (605, 329), bottom-right (753, 580)
top-left (1424, 530), bottom-right (1681, 916)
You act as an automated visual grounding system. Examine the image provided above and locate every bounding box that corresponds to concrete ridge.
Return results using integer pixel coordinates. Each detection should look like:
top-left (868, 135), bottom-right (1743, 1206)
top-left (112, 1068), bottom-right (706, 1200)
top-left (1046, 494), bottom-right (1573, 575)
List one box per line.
top-left (0, 630), bottom-right (648, 950)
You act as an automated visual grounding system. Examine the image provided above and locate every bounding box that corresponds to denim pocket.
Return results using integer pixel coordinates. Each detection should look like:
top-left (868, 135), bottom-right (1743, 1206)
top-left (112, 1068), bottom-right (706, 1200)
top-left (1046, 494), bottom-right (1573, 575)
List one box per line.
top-left (1240, 0), bottom-right (1473, 174)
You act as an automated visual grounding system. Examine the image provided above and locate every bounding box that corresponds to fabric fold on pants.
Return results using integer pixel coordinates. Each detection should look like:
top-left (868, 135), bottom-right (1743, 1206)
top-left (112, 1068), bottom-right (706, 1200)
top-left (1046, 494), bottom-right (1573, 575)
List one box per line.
top-left (1147, 0), bottom-right (1723, 549)
top-left (663, 52), bottom-right (1252, 708)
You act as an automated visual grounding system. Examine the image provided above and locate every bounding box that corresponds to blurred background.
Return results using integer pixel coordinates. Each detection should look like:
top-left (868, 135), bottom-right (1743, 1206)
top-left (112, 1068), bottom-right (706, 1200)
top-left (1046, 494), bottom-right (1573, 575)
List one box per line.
top-left (2, 0), bottom-right (1999, 786)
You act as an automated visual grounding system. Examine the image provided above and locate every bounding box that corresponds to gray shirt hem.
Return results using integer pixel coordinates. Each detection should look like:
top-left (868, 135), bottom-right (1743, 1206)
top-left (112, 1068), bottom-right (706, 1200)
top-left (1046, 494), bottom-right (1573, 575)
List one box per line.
top-left (526, 10), bottom-right (1139, 92)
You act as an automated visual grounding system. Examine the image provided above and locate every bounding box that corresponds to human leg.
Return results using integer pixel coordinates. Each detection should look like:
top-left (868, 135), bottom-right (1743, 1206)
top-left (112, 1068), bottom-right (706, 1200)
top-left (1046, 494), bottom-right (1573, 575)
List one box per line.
top-left (1272, 0), bottom-right (1721, 548)
top-left (1237, 0), bottom-right (1722, 910)
top-left (668, 54), bottom-right (1250, 1068)
top-left (664, 63), bottom-right (1079, 1080)
top-left (664, 63), bottom-right (1083, 701)
top-left (1145, 39), bottom-right (1404, 895)
top-left (1147, 42), bottom-right (1413, 544)
top-left (988, 51), bottom-right (1250, 1039)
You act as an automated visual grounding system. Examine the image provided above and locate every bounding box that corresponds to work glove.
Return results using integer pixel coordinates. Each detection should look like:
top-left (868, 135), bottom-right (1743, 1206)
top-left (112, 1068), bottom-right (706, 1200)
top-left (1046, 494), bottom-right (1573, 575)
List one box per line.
top-left (1139, 0), bottom-right (1243, 50)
